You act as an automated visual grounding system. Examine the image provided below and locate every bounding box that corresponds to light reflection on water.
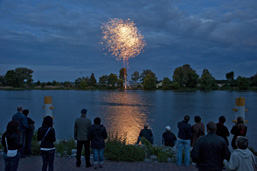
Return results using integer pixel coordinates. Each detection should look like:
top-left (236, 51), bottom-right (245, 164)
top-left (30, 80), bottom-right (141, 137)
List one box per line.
top-left (99, 92), bottom-right (148, 144)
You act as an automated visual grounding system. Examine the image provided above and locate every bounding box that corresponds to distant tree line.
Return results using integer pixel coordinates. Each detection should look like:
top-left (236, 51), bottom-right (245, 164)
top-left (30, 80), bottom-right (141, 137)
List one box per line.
top-left (1, 64), bottom-right (257, 91)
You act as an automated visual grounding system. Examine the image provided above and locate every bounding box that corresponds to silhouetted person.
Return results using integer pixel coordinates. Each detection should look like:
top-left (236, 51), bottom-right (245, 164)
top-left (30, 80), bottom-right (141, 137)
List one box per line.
top-left (223, 136), bottom-right (256, 171)
top-left (37, 116), bottom-right (56, 171)
top-left (162, 126), bottom-right (176, 147)
top-left (231, 116), bottom-right (247, 149)
top-left (136, 124), bottom-right (153, 144)
top-left (216, 116), bottom-right (230, 146)
top-left (74, 109), bottom-right (92, 168)
top-left (23, 109), bottom-right (35, 156)
top-left (191, 116), bottom-right (205, 147)
top-left (12, 105), bottom-right (28, 157)
top-left (88, 117), bottom-right (107, 169)
top-left (191, 121), bottom-right (231, 171)
top-left (177, 115), bottom-right (192, 167)
top-left (2, 121), bottom-right (23, 171)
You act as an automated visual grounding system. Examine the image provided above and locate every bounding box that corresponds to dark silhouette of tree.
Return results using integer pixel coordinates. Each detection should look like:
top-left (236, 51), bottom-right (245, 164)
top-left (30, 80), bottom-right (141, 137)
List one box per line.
top-left (119, 68), bottom-right (127, 81)
top-left (198, 69), bottom-right (217, 90)
top-left (89, 73), bottom-right (97, 86)
top-left (108, 73), bottom-right (118, 88)
top-left (131, 71), bottom-right (140, 82)
top-left (172, 64), bottom-right (198, 88)
top-left (143, 74), bottom-right (156, 90)
top-left (236, 76), bottom-right (250, 90)
top-left (162, 77), bottom-right (172, 90)
top-left (140, 70), bottom-right (156, 83)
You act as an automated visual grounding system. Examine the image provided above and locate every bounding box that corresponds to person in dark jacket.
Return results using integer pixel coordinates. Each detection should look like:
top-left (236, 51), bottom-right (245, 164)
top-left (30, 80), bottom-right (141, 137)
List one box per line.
top-left (191, 121), bottom-right (231, 171)
top-left (177, 115), bottom-right (192, 167)
top-left (37, 116), bottom-right (56, 171)
top-left (88, 117), bottom-right (107, 169)
top-left (2, 121), bottom-right (23, 171)
top-left (216, 116), bottom-right (230, 146)
top-left (23, 109), bottom-right (35, 156)
top-left (136, 124), bottom-right (153, 144)
top-left (231, 116), bottom-right (247, 149)
top-left (162, 126), bottom-right (177, 147)
top-left (12, 105), bottom-right (28, 157)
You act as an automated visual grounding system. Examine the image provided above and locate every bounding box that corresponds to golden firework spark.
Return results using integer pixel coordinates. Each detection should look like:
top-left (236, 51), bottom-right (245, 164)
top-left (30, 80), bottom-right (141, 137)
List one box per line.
top-left (101, 18), bottom-right (145, 88)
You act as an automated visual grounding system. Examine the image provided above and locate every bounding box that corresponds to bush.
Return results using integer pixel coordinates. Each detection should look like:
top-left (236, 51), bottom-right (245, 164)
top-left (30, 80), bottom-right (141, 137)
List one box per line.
top-left (55, 139), bottom-right (76, 157)
top-left (31, 131), bottom-right (40, 155)
top-left (104, 133), bottom-right (146, 162)
top-left (249, 147), bottom-right (257, 156)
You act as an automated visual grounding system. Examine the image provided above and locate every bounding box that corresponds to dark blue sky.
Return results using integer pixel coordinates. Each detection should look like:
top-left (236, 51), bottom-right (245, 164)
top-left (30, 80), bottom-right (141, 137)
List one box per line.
top-left (0, 0), bottom-right (257, 82)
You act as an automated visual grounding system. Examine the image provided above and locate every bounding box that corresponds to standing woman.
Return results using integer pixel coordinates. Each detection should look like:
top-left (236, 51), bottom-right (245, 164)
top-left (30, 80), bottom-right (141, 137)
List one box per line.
top-left (88, 117), bottom-right (107, 169)
top-left (1, 121), bottom-right (23, 171)
top-left (231, 116), bottom-right (247, 149)
top-left (37, 116), bottom-right (56, 171)
top-left (191, 116), bottom-right (205, 147)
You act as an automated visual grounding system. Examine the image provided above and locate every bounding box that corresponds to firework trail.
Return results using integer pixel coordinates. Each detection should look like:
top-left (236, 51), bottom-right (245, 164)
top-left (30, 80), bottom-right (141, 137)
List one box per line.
top-left (101, 18), bottom-right (145, 88)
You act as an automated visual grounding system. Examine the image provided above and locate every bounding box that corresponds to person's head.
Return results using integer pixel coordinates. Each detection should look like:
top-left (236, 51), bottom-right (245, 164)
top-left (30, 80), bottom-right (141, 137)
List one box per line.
top-left (184, 115), bottom-right (190, 123)
top-left (42, 116), bottom-right (53, 127)
top-left (81, 108), bottom-right (87, 115)
top-left (144, 124), bottom-right (148, 129)
top-left (207, 121), bottom-right (217, 133)
top-left (23, 109), bottom-right (29, 116)
top-left (165, 126), bottom-right (171, 131)
top-left (94, 117), bottom-right (101, 125)
top-left (237, 116), bottom-right (244, 124)
top-left (17, 105), bottom-right (23, 112)
top-left (219, 116), bottom-right (226, 123)
top-left (6, 120), bottom-right (19, 134)
top-left (194, 116), bottom-right (201, 123)
top-left (236, 136), bottom-right (248, 149)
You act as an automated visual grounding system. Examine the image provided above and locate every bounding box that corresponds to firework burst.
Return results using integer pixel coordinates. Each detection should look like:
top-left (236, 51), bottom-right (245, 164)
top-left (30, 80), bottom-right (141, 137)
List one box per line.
top-left (101, 18), bottom-right (145, 88)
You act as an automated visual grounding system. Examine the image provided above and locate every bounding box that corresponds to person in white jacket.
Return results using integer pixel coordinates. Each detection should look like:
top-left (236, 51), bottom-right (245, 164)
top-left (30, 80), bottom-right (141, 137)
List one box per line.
top-left (223, 136), bottom-right (256, 171)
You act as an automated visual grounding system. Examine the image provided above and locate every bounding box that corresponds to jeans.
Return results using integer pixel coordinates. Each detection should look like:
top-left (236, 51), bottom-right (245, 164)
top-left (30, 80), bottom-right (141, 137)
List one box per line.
top-left (176, 139), bottom-right (190, 167)
top-left (19, 130), bottom-right (26, 157)
top-left (92, 148), bottom-right (104, 165)
top-left (41, 149), bottom-right (55, 171)
top-left (25, 130), bottom-right (33, 155)
top-left (3, 152), bottom-right (20, 171)
top-left (76, 140), bottom-right (91, 166)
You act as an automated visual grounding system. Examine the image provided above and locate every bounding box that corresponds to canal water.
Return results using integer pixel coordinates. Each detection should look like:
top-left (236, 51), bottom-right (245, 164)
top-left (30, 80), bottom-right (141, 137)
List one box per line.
top-left (0, 90), bottom-right (256, 149)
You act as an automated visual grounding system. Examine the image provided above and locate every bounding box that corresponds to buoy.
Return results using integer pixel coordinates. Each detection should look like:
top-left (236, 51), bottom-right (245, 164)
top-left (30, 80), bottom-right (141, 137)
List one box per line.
top-left (43, 96), bottom-right (54, 118)
top-left (232, 97), bottom-right (248, 123)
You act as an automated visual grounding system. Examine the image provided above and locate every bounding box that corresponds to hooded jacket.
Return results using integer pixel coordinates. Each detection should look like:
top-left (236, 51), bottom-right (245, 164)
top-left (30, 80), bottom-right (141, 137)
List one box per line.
top-left (223, 148), bottom-right (256, 171)
top-left (88, 124), bottom-right (107, 149)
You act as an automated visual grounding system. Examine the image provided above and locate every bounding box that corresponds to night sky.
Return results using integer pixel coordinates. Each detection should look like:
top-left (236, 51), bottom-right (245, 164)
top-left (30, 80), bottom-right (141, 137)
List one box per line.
top-left (0, 0), bottom-right (257, 82)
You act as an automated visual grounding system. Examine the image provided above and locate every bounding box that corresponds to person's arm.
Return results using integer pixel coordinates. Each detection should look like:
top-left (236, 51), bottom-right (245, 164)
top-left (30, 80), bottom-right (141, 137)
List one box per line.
top-left (50, 128), bottom-right (56, 143)
top-left (74, 120), bottom-right (77, 140)
top-left (22, 115), bottom-right (29, 128)
top-left (223, 153), bottom-right (239, 170)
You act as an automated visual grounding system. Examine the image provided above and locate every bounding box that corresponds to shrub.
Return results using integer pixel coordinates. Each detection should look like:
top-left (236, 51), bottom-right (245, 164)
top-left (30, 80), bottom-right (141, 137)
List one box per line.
top-left (104, 132), bottom-right (145, 162)
top-left (31, 131), bottom-right (40, 155)
top-left (55, 139), bottom-right (76, 157)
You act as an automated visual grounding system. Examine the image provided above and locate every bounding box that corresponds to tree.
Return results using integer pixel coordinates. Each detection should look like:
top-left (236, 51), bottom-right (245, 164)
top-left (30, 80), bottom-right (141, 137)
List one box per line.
top-left (131, 71), bottom-right (140, 82)
top-left (0, 75), bottom-right (5, 86)
top-left (99, 75), bottom-right (108, 87)
top-left (162, 77), bottom-right (172, 90)
top-left (36, 80), bottom-right (41, 86)
top-left (172, 64), bottom-right (199, 88)
top-left (226, 71), bottom-right (234, 82)
top-left (250, 73), bottom-right (257, 86)
top-left (143, 74), bottom-right (156, 90)
top-left (108, 73), bottom-right (118, 88)
top-left (4, 67), bottom-right (33, 87)
top-left (119, 68), bottom-right (127, 81)
top-left (4, 70), bottom-right (16, 86)
top-left (117, 79), bottom-right (124, 88)
top-left (52, 80), bottom-right (57, 86)
top-left (64, 81), bottom-right (72, 88)
top-left (198, 69), bottom-right (217, 90)
top-left (79, 79), bottom-right (87, 89)
top-left (140, 70), bottom-right (156, 83)
top-left (89, 73), bottom-right (97, 87)
top-left (236, 76), bottom-right (250, 90)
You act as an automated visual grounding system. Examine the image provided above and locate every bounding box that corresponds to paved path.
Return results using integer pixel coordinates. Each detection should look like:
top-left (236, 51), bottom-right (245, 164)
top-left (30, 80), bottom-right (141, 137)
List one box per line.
top-left (0, 155), bottom-right (198, 171)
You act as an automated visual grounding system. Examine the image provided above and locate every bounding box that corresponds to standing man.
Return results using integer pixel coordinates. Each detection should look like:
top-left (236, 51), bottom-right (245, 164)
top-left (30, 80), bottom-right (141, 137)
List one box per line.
top-left (12, 105), bottom-right (28, 158)
top-left (191, 121), bottom-right (231, 171)
top-left (216, 116), bottom-right (230, 146)
top-left (74, 108), bottom-right (92, 168)
top-left (177, 115), bottom-right (192, 167)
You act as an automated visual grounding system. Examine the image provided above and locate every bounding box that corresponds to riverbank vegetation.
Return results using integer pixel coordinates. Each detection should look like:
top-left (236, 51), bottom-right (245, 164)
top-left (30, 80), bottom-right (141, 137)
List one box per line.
top-left (1, 65), bottom-right (257, 91)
